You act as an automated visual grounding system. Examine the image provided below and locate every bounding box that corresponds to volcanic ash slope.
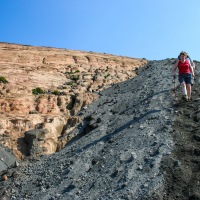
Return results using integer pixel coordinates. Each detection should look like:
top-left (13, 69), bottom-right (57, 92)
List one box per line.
top-left (1, 58), bottom-right (199, 200)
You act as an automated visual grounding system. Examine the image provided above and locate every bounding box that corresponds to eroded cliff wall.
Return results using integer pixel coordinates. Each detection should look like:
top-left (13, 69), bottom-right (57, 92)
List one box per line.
top-left (0, 42), bottom-right (148, 158)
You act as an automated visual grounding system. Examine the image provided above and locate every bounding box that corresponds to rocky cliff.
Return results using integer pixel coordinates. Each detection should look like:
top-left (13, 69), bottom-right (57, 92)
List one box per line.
top-left (0, 42), bottom-right (147, 159)
top-left (1, 58), bottom-right (200, 200)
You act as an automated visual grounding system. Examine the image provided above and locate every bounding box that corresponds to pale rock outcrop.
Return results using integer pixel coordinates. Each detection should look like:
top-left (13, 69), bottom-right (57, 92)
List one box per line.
top-left (0, 42), bottom-right (148, 158)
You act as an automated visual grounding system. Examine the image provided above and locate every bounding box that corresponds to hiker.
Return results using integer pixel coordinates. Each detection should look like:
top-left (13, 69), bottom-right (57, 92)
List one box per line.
top-left (178, 51), bottom-right (195, 85)
top-left (173, 51), bottom-right (195, 101)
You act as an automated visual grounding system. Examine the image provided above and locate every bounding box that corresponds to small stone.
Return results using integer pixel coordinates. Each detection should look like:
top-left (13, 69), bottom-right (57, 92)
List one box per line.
top-left (139, 125), bottom-right (144, 129)
top-left (137, 165), bottom-right (143, 170)
top-left (193, 135), bottom-right (200, 142)
top-left (143, 183), bottom-right (148, 188)
top-left (15, 161), bottom-right (20, 167)
top-left (2, 174), bottom-right (8, 181)
top-left (15, 181), bottom-right (20, 187)
top-left (96, 118), bottom-right (102, 123)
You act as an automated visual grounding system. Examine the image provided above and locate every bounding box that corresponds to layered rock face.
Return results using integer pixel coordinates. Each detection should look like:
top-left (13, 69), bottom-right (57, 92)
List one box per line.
top-left (0, 42), bottom-right (147, 158)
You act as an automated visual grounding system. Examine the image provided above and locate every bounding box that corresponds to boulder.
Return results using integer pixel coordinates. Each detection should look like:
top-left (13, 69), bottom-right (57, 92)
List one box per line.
top-left (0, 145), bottom-right (16, 175)
top-left (24, 129), bottom-right (48, 157)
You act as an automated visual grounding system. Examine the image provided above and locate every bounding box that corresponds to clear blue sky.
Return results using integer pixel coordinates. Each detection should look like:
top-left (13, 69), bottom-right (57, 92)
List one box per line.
top-left (1, 0), bottom-right (200, 60)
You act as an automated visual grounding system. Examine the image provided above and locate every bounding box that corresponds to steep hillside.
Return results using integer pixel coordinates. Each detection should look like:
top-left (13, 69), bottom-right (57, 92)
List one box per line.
top-left (0, 42), bottom-right (147, 159)
top-left (1, 58), bottom-right (199, 199)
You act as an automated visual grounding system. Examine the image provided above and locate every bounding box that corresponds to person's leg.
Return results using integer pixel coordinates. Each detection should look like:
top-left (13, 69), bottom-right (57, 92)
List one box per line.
top-left (186, 84), bottom-right (191, 99)
top-left (179, 74), bottom-right (188, 100)
top-left (181, 82), bottom-right (187, 95)
top-left (185, 74), bottom-right (192, 100)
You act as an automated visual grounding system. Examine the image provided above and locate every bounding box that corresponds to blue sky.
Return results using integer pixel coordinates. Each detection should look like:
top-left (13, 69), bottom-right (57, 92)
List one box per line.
top-left (1, 0), bottom-right (200, 60)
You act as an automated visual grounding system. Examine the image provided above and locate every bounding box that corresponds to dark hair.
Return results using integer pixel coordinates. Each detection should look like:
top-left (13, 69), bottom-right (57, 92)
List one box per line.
top-left (180, 51), bottom-right (187, 56)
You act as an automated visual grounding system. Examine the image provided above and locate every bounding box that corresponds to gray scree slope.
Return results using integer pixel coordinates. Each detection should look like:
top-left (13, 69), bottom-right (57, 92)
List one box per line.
top-left (1, 58), bottom-right (200, 200)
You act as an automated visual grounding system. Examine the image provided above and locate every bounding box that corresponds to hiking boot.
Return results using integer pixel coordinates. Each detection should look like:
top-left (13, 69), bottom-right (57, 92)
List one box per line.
top-left (188, 97), bottom-right (192, 101)
top-left (182, 95), bottom-right (188, 101)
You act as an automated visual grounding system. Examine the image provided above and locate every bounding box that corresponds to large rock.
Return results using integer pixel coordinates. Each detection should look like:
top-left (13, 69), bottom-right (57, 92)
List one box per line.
top-left (0, 145), bottom-right (16, 175)
top-left (24, 129), bottom-right (48, 157)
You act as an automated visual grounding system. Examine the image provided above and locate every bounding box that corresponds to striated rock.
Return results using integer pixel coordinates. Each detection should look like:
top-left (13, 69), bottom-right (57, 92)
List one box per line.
top-left (0, 42), bottom-right (148, 158)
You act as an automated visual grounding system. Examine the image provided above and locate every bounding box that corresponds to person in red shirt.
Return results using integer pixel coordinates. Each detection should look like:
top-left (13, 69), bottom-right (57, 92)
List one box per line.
top-left (178, 51), bottom-right (195, 85)
top-left (173, 51), bottom-right (195, 101)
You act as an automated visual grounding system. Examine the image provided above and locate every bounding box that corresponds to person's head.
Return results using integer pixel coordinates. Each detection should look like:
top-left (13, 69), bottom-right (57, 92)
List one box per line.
top-left (180, 51), bottom-right (187, 58)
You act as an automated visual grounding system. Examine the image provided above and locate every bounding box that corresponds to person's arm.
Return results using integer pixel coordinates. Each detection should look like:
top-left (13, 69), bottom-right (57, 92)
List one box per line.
top-left (189, 63), bottom-right (195, 76)
top-left (191, 61), bottom-right (195, 69)
top-left (188, 56), bottom-right (195, 69)
top-left (187, 58), bottom-right (191, 65)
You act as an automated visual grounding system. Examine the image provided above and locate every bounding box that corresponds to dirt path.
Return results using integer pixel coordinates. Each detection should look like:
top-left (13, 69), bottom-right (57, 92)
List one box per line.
top-left (162, 81), bottom-right (200, 200)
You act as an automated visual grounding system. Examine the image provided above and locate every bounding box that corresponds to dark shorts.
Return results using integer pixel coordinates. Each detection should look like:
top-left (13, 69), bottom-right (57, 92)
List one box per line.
top-left (179, 73), bottom-right (192, 84)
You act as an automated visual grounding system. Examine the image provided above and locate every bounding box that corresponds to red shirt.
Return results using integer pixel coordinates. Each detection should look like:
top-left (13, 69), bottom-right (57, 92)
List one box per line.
top-left (178, 60), bottom-right (191, 75)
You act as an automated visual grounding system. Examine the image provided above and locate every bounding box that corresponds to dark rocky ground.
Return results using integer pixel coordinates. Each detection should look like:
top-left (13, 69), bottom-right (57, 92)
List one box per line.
top-left (0, 58), bottom-right (200, 200)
